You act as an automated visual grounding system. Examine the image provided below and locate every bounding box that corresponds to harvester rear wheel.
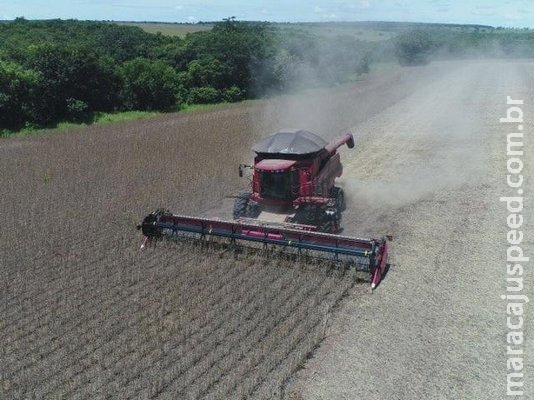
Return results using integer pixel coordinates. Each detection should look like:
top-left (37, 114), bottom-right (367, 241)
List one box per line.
top-left (331, 187), bottom-right (345, 211)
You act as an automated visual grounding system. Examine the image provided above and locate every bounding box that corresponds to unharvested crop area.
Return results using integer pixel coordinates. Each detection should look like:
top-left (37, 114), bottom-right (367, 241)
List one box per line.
top-left (2, 61), bottom-right (533, 399)
top-left (0, 102), bottom-right (356, 398)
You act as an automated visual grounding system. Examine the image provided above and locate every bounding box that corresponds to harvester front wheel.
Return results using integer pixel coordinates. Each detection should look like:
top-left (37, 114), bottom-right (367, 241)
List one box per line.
top-left (233, 192), bottom-right (258, 219)
top-left (320, 207), bottom-right (342, 233)
top-left (293, 205), bottom-right (341, 233)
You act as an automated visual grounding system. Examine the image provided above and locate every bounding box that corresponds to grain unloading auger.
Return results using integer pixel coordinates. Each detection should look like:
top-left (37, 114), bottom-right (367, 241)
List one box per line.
top-left (138, 129), bottom-right (389, 289)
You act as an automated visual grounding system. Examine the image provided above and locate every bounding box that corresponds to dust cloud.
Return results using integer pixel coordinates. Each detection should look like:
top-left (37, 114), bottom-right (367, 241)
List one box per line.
top-left (253, 30), bottom-right (378, 140)
top-left (251, 31), bottom-right (513, 215)
top-left (338, 156), bottom-right (486, 212)
top-left (337, 60), bottom-right (500, 213)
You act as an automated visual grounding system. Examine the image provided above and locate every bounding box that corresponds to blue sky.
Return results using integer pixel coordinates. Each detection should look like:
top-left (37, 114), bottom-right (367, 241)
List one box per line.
top-left (3, 0), bottom-right (534, 27)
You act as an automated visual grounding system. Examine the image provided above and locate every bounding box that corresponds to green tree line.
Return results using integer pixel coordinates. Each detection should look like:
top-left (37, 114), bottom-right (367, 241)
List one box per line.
top-left (2, 18), bottom-right (532, 131)
top-left (0, 18), bottom-right (371, 131)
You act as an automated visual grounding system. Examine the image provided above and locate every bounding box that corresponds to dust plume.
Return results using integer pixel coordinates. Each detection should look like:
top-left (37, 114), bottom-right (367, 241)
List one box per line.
top-left (253, 28), bottom-right (379, 140)
top-left (250, 28), bottom-right (512, 219)
top-left (337, 60), bottom-right (494, 213)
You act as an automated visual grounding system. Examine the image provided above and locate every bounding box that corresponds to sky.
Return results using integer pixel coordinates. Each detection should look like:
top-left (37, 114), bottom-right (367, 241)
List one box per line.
top-left (2, 0), bottom-right (534, 28)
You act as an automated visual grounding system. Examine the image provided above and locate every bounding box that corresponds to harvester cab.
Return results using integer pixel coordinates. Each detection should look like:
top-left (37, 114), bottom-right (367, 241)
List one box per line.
top-left (138, 129), bottom-right (390, 290)
top-left (234, 129), bottom-right (355, 233)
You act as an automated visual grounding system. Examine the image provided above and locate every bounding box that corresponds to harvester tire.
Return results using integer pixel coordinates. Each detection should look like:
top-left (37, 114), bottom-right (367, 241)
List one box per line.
top-left (233, 192), bottom-right (252, 219)
top-left (332, 187), bottom-right (346, 211)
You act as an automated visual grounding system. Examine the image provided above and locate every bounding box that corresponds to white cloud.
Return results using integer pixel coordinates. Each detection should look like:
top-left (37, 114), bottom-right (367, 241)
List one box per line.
top-left (313, 5), bottom-right (323, 13)
top-left (175, 5), bottom-right (183, 10)
top-left (187, 15), bottom-right (197, 21)
top-left (359, 0), bottom-right (370, 9)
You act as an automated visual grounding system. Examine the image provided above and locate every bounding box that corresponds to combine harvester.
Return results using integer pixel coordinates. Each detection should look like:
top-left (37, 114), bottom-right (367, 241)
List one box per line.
top-left (138, 130), bottom-right (389, 290)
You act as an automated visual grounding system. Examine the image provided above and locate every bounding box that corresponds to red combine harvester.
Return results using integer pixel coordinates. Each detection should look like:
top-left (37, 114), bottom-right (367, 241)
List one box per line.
top-left (235, 129), bottom-right (354, 232)
top-left (138, 130), bottom-right (389, 290)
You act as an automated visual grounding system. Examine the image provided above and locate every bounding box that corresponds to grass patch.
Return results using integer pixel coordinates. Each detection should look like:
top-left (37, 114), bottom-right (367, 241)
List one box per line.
top-left (180, 99), bottom-right (261, 113)
top-left (92, 110), bottom-right (160, 124)
top-left (1, 110), bottom-right (161, 137)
